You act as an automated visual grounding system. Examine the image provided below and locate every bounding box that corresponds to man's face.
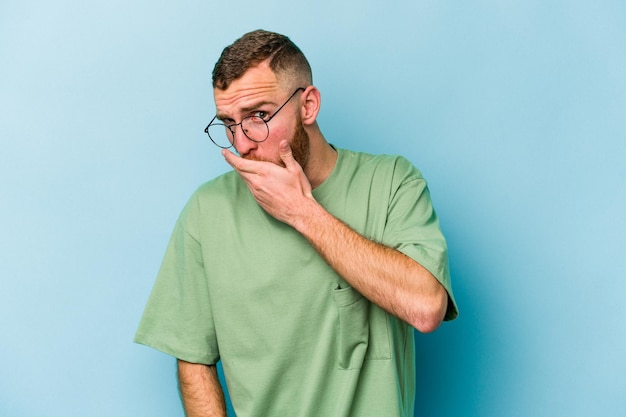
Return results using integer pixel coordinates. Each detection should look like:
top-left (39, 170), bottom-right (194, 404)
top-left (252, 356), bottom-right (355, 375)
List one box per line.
top-left (213, 62), bottom-right (310, 168)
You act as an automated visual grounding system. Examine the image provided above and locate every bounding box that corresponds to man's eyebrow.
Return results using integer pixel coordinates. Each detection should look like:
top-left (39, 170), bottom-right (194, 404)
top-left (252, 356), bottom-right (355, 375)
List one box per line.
top-left (216, 100), bottom-right (276, 120)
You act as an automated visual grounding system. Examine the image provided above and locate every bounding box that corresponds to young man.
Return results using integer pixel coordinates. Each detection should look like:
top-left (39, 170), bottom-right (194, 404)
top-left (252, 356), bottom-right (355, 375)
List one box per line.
top-left (135, 29), bottom-right (458, 417)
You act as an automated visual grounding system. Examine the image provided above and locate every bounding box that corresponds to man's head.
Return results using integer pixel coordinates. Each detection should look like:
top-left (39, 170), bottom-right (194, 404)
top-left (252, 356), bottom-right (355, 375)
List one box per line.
top-left (212, 30), bottom-right (312, 92)
top-left (211, 30), bottom-right (319, 168)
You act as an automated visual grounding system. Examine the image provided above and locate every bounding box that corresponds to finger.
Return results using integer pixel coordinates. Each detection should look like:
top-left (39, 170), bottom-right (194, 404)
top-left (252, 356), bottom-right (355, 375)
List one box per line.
top-left (279, 141), bottom-right (297, 169)
top-left (221, 148), bottom-right (237, 166)
top-left (222, 149), bottom-right (257, 173)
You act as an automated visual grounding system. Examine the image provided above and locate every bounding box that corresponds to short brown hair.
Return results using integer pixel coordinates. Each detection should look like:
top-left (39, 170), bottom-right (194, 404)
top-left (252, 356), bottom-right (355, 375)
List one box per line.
top-left (212, 29), bottom-right (312, 90)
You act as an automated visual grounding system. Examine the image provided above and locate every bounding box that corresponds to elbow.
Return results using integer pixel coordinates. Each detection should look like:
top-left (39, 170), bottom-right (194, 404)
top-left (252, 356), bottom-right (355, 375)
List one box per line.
top-left (413, 316), bottom-right (443, 334)
top-left (409, 288), bottom-right (448, 333)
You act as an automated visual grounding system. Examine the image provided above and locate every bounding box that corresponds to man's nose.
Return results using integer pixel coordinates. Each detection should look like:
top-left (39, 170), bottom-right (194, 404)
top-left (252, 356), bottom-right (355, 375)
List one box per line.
top-left (231, 125), bottom-right (257, 155)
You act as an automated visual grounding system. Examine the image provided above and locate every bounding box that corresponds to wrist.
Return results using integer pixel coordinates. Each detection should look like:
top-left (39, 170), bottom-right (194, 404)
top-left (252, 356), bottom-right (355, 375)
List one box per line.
top-left (290, 198), bottom-right (327, 235)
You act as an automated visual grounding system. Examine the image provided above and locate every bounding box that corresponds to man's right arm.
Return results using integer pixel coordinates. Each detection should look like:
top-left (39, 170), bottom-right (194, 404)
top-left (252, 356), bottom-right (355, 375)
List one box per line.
top-left (177, 360), bottom-right (227, 417)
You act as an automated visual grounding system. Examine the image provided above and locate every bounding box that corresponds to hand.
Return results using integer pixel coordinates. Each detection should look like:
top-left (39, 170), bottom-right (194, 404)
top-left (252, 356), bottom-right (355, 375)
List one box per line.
top-left (222, 141), bottom-right (315, 225)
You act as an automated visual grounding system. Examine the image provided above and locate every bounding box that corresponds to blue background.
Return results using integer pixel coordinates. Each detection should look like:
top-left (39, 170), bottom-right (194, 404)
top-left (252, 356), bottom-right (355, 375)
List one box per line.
top-left (1, 1), bottom-right (624, 416)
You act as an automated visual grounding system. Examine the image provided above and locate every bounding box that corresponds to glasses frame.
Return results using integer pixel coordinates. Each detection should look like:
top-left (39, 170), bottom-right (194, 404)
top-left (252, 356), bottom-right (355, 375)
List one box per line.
top-left (204, 87), bottom-right (305, 149)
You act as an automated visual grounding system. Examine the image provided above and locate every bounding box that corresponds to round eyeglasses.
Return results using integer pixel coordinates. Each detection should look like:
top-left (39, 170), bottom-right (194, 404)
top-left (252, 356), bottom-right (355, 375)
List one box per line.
top-left (204, 87), bottom-right (305, 149)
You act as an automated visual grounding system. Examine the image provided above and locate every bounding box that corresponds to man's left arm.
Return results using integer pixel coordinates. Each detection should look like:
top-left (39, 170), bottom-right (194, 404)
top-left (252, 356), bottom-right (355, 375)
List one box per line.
top-left (296, 203), bottom-right (448, 332)
top-left (223, 142), bottom-right (449, 332)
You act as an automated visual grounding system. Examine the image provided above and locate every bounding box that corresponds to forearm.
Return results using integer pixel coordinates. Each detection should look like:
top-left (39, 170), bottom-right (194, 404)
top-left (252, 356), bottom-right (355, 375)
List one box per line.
top-left (178, 360), bottom-right (227, 417)
top-left (292, 200), bottom-right (448, 332)
top-left (222, 143), bottom-right (448, 331)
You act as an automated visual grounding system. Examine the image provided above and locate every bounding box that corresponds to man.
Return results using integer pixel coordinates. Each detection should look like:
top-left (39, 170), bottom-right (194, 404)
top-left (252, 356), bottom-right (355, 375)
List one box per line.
top-left (135, 29), bottom-right (458, 417)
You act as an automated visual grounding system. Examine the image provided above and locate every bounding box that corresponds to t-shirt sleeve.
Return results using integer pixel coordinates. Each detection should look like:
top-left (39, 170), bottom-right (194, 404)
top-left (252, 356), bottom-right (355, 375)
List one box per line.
top-left (382, 157), bottom-right (459, 321)
top-left (134, 197), bottom-right (220, 364)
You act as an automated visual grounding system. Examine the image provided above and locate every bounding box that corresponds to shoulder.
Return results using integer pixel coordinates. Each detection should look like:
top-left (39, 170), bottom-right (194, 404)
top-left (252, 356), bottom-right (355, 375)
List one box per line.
top-left (186, 170), bottom-right (247, 207)
top-left (193, 170), bottom-right (241, 198)
top-left (176, 170), bottom-right (243, 228)
top-left (337, 148), bottom-right (424, 185)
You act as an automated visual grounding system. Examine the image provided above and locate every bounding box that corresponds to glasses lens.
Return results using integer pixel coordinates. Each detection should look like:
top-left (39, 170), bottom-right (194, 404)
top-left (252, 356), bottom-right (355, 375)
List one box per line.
top-left (207, 123), bottom-right (234, 148)
top-left (241, 117), bottom-right (269, 143)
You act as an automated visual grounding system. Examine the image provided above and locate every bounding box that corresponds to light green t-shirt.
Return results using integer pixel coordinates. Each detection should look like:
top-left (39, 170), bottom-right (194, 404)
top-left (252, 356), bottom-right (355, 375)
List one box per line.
top-left (135, 148), bottom-right (458, 417)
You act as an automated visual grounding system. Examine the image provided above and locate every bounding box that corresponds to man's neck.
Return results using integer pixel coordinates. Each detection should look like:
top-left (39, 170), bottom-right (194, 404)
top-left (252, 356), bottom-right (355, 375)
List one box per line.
top-left (304, 134), bottom-right (338, 189)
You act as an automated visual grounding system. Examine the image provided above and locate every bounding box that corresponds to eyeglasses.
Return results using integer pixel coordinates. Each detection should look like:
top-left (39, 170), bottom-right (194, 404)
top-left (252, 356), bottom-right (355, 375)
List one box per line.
top-left (204, 87), bottom-right (305, 149)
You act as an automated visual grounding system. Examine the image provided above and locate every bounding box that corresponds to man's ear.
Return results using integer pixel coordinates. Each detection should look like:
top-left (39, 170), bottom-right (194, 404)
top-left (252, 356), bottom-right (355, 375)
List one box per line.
top-left (300, 86), bottom-right (321, 125)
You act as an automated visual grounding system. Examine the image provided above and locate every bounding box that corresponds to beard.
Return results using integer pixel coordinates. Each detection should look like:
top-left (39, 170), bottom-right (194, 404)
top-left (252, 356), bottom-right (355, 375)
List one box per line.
top-left (244, 118), bottom-right (310, 169)
top-left (289, 120), bottom-right (311, 169)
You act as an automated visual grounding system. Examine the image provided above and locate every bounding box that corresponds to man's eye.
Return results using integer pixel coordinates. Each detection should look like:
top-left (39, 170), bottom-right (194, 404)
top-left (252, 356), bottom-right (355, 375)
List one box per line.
top-left (253, 111), bottom-right (269, 120)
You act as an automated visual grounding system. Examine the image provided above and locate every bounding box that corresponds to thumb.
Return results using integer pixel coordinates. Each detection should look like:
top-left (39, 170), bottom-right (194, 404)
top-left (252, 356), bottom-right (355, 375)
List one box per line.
top-left (279, 140), bottom-right (296, 167)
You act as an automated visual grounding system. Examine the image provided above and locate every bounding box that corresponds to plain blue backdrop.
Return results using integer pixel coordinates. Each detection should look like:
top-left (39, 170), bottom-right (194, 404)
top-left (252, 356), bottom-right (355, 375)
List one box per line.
top-left (1, 1), bottom-right (624, 416)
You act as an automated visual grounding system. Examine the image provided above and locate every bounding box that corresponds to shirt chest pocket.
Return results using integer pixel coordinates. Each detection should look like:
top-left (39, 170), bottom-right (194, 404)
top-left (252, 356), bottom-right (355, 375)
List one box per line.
top-left (332, 285), bottom-right (392, 370)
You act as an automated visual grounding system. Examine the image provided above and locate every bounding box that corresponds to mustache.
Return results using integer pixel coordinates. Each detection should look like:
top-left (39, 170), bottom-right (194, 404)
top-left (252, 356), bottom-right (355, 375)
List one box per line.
top-left (242, 153), bottom-right (286, 167)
